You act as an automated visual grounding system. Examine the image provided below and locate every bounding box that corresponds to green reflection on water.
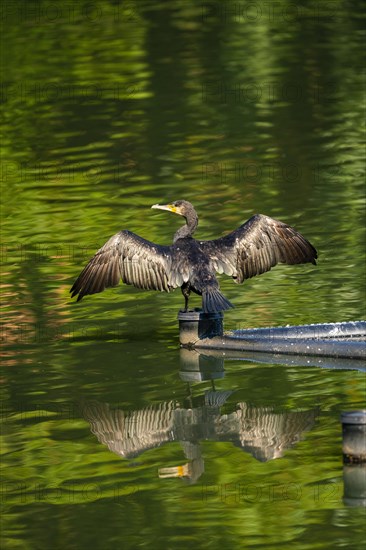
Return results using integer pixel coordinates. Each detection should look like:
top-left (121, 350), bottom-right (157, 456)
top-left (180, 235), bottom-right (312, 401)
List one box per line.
top-left (1, 0), bottom-right (365, 549)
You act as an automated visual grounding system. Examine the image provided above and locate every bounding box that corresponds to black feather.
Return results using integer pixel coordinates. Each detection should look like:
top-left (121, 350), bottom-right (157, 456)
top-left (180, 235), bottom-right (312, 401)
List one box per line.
top-left (70, 203), bottom-right (317, 312)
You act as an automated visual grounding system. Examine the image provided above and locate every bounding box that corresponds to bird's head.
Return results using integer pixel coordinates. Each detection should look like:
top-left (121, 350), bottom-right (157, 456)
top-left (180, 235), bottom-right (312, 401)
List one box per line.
top-left (151, 200), bottom-right (198, 240)
top-left (151, 200), bottom-right (191, 217)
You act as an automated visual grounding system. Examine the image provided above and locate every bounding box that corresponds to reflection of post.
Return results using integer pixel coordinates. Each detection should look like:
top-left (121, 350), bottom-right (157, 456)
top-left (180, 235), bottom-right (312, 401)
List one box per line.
top-left (343, 465), bottom-right (366, 507)
top-left (178, 310), bottom-right (223, 347)
top-left (179, 348), bottom-right (225, 382)
top-left (341, 410), bottom-right (366, 507)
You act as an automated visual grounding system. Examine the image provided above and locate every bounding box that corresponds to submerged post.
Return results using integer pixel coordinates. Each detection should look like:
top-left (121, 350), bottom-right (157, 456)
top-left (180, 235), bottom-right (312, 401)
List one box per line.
top-left (178, 310), bottom-right (223, 347)
top-left (341, 411), bottom-right (366, 464)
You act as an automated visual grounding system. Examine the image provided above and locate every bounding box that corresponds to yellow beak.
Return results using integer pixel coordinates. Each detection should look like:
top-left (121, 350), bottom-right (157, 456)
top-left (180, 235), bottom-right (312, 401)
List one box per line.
top-left (151, 203), bottom-right (177, 213)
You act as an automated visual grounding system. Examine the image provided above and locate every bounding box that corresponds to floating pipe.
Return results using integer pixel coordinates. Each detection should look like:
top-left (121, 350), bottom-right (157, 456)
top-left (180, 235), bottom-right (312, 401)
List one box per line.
top-left (178, 313), bottom-right (366, 360)
top-left (231, 321), bottom-right (366, 340)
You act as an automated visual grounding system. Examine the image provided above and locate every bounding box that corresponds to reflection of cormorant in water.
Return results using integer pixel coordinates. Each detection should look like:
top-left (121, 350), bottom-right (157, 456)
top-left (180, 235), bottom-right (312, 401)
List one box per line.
top-left (71, 201), bottom-right (317, 312)
top-left (81, 394), bottom-right (318, 483)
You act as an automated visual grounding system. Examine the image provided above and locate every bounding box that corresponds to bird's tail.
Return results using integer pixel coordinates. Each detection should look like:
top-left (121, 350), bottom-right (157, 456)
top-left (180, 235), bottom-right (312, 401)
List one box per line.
top-left (202, 288), bottom-right (234, 313)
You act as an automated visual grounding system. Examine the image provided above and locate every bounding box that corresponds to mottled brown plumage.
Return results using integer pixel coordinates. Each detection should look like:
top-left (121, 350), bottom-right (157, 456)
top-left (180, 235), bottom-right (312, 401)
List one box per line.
top-left (70, 200), bottom-right (317, 312)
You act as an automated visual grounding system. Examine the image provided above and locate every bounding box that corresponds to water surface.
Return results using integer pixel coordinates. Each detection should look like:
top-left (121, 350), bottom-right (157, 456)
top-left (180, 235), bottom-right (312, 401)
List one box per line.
top-left (1, 1), bottom-right (365, 549)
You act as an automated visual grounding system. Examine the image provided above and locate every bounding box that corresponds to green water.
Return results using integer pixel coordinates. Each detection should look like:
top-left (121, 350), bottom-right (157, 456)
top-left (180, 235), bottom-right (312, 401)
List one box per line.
top-left (1, 1), bottom-right (365, 548)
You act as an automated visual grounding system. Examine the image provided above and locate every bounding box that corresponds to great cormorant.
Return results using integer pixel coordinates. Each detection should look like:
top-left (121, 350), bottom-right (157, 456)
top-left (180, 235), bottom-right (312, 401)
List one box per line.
top-left (70, 200), bottom-right (317, 312)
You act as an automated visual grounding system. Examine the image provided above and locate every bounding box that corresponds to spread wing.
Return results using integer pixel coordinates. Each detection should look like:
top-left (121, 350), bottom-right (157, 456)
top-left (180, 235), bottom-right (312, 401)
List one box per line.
top-left (200, 214), bottom-right (317, 284)
top-left (70, 230), bottom-right (177, 301)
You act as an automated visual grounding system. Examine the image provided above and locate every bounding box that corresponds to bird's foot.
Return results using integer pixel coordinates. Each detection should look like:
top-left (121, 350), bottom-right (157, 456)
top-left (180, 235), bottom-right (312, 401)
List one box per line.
top-left (179, 307), bottom-right (203, 314)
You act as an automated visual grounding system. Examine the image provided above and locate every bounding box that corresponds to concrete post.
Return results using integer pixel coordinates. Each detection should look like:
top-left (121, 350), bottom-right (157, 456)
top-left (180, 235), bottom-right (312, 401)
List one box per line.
top-left (178, 310), bottom-right (223, 347)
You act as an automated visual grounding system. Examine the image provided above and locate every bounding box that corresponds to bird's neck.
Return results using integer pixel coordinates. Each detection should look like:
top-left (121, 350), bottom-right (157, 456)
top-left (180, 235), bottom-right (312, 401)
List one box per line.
top-left (173, 209), bottom-right (198, 242)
